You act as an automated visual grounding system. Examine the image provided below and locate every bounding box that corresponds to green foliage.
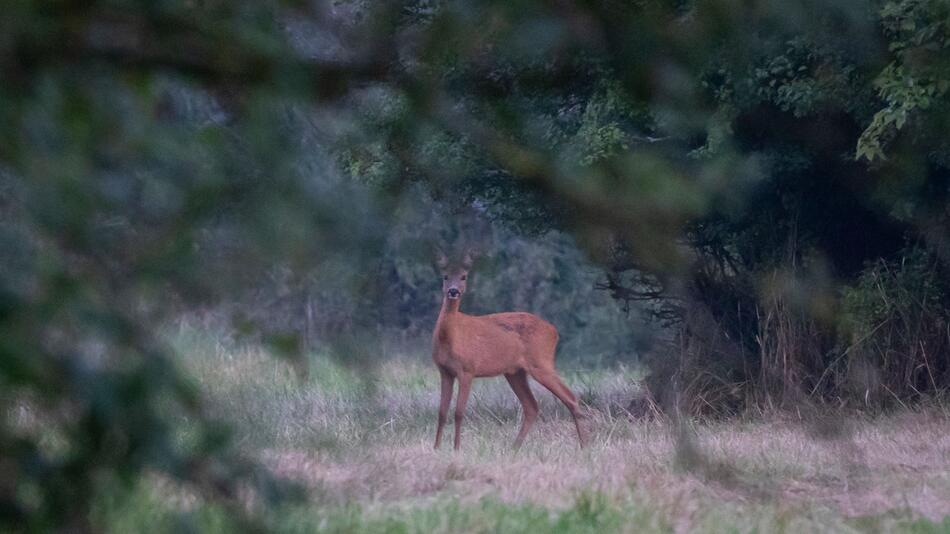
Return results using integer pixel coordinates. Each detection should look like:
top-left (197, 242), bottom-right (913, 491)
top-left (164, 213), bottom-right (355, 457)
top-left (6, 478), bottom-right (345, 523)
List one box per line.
top-left (92, 472), bottom-right (950, 533)
top-left (0, 2), bottom-right (390, 529)
top-left (839, 247), bottom-right (949, 399)
top-left (858, 0), bottom-right (950, 160)
top-left (94, 483), bottom-right (666, 534)
top-left (574, 80), bottom-right (653, 166)
top-left (841, 247), bottom-right (945, 338)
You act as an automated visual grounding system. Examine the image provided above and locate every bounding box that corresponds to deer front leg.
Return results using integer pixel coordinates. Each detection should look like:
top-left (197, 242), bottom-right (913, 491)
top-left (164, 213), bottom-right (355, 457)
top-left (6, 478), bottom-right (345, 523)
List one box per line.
top-left (434, 368), bottom-right (454, 449)
top-left (453, 372), bottom-right (473, 450)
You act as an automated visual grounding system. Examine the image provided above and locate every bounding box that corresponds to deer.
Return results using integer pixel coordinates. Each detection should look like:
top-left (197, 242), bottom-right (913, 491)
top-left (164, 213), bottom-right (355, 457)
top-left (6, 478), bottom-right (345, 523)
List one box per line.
top-left (431, 248), bottom-right (588, 450)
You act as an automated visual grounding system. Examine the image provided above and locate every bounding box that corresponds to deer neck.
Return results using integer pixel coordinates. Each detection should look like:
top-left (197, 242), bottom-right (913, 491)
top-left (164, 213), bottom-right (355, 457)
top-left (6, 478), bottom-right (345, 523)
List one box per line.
top-left (434, 298), bottom-right (463, 355)
top-left (439, 297), bottom-right (461, 318)
top-left (436, 297), bottom-right (463, 336)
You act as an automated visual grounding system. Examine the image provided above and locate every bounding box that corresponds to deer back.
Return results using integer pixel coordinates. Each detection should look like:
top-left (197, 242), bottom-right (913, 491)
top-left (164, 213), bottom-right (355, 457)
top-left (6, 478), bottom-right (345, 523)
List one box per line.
top-left (433, 311), bottom-right (558, 377)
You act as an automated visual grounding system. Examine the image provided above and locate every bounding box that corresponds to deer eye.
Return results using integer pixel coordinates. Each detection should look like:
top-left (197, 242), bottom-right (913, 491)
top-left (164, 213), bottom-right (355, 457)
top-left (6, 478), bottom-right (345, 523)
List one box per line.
top-left (461, 276), bottom-right (467, 281)
top-left (443, 275), bottom-right (448, 280)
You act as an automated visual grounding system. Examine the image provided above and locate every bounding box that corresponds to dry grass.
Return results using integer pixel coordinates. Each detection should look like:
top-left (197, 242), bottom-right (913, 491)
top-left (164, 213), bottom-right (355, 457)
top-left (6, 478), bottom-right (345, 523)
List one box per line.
top-left (169, 329), bottom-right (950, 532)
top-left (260, 415), bottom-right (950, 526)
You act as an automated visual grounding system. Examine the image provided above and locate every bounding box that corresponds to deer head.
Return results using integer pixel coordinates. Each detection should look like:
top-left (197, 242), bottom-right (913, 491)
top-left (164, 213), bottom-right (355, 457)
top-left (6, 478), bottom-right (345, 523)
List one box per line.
top-left (436, 247), bottom-right (476, 301)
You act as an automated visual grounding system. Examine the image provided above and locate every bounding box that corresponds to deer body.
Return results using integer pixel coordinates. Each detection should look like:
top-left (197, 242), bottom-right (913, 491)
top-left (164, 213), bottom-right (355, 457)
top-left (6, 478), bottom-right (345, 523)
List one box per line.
top-left (431, 251), bottom-right (587, 450)
top-left (433, 309), bottom-right (558, 377)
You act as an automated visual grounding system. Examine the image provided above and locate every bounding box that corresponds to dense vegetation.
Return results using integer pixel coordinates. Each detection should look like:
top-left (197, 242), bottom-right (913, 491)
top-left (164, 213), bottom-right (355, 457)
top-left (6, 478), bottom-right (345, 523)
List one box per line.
top-left (1, 0), bottom-right (949, 530)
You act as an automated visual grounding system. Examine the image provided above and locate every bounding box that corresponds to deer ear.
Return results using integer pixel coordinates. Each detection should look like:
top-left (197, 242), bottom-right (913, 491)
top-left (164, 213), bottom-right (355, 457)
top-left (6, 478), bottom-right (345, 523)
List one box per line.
top-left (435, 246), bottom-right (449, 271)
top-left (462, 248), bottom-right (478, 269)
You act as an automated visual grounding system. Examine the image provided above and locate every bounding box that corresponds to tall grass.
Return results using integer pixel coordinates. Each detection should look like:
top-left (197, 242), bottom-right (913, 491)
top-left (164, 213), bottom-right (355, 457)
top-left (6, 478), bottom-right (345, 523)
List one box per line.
top-left (96, 324), bottom-right (950, 532)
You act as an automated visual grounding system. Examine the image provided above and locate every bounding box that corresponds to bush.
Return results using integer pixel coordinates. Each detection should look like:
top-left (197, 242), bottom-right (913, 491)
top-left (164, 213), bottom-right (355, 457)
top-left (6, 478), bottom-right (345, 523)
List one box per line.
top-left (839, 247), bottom-right (950, 404)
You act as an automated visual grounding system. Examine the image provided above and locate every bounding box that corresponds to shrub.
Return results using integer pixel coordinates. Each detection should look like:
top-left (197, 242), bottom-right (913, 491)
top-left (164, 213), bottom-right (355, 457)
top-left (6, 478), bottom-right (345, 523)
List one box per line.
top-left (839, 246), bottom-right (950, 403)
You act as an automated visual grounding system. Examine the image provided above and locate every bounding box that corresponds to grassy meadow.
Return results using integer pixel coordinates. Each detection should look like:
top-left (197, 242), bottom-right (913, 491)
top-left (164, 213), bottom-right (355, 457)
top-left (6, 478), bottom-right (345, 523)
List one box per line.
top-left (96, 326), bottom-right (950, 533)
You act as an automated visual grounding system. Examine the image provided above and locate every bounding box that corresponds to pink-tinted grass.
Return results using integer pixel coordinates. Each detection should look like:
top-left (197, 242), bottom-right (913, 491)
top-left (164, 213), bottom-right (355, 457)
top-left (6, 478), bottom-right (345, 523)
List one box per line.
top-left (175, 330), bottom-right (950, 531)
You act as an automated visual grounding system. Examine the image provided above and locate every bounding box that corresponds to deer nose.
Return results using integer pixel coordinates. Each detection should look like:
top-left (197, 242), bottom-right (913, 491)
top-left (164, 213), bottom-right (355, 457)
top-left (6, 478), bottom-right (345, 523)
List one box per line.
top-left (447, 288), bottom-right (460, 298)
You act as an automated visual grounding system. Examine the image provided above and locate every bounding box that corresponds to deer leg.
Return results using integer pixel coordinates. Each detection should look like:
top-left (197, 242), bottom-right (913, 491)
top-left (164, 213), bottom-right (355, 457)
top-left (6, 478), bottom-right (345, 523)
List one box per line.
top-left (504, 370), bottom-right (539, 449)
top-left (434, 368), bottom-right (454, 449)
top-left (453, 373), bottom-right (473, 450)
top-left (529, 370), bottom-right (588, 448)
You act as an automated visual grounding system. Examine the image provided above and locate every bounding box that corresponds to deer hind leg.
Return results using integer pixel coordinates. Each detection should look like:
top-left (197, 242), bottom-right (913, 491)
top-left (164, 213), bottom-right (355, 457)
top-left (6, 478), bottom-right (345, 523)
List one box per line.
top-left (529, 369), bottom-right (589, 448)
top-left (434, 368), bottom-right (455, 449)
top-left (504, 369), bottom-right (539, 449)
top-left (453, 372), bottom-right (473, 450)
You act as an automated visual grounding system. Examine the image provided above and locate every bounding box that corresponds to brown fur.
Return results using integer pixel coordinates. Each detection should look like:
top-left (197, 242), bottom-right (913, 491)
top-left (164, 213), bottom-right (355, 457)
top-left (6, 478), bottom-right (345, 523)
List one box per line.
top-left (431, 261), bottom-right (587, 450)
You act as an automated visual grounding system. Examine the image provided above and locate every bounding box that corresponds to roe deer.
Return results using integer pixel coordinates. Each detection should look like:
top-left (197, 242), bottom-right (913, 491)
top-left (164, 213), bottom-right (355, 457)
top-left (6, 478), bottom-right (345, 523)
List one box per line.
top-left (431, 249), bottom-right (588, 450)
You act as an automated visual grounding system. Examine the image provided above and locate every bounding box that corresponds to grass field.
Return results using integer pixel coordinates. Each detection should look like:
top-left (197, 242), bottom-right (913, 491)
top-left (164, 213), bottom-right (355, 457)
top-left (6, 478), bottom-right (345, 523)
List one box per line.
top-left (97, 328), bottom-right (950, 533)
